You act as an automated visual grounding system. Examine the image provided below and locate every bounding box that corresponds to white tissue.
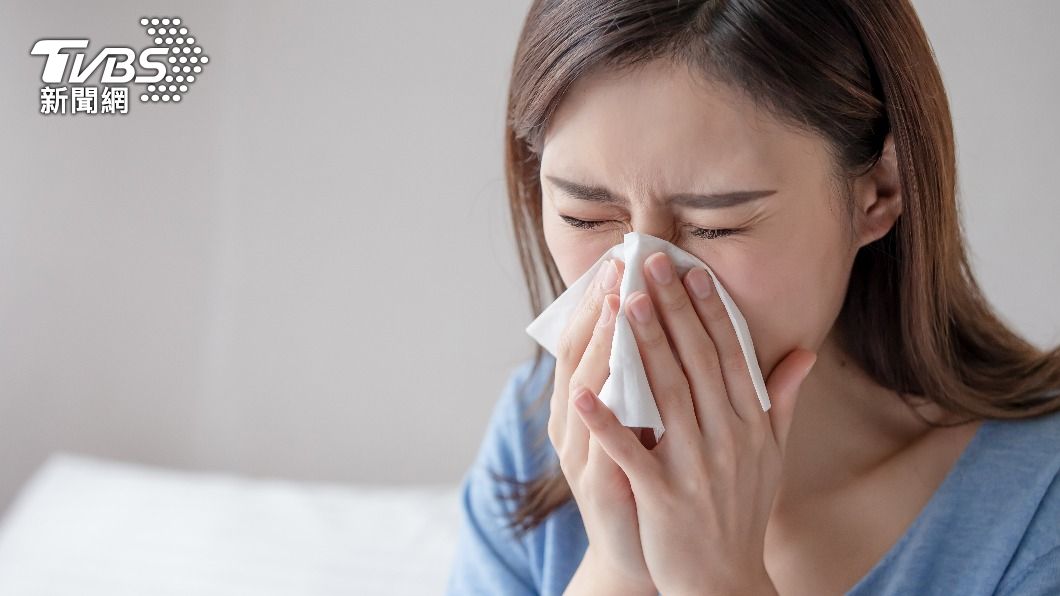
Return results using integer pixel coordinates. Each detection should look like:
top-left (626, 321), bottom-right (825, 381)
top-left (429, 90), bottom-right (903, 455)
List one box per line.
top-left (525, 231), bottom-right (769, 443)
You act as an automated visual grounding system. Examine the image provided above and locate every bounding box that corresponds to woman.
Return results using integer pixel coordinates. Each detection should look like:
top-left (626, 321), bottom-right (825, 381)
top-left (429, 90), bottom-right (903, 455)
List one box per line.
top-left (447, 1), bottom-right (1060, 594)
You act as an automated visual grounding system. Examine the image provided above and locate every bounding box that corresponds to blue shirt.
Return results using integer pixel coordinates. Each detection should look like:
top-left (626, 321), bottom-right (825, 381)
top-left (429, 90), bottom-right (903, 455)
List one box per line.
top-left (446, 354), bottom-right (1060, 595)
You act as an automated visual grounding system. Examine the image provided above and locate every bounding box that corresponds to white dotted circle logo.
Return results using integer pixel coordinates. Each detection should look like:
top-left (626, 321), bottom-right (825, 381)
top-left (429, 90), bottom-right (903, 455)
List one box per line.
top-left (138, 16), bottom-right (208, 104)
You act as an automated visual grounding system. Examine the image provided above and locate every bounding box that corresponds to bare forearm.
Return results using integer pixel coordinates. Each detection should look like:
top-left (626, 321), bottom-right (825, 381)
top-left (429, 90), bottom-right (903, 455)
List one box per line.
top-left (564, 548), bottom-right (657, 596)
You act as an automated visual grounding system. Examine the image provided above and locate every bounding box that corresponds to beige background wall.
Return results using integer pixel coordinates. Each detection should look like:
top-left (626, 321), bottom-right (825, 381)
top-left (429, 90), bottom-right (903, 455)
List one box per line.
top-left (1, 0), bottom-right (1058, 515)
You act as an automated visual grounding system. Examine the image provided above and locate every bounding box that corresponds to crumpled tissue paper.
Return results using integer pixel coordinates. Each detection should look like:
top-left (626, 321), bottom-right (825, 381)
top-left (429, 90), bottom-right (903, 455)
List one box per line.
top-left (525, 231), bottom-right (769, 443)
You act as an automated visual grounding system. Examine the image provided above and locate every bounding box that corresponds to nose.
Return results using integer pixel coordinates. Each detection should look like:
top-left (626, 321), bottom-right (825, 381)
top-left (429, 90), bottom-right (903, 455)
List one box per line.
top-left (628, 223), bottom-right (682, 247)
top-left (626, 212), bottom-right (681, 245)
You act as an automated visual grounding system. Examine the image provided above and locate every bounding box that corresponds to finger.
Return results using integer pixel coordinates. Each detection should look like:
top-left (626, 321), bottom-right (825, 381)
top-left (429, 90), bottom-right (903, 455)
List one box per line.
top-left (586, 428), bottom-right (626, 496)
top-left (573, 386), bottom-right (658, 491)
top-left (549, 258), bottom-right (621, 451)
top-left (623, 290), bottom-right (698, 447)
top-left (684, 266), bottom-right (765, 425)
top-left (566, 292), bottom-right (619, 466)
top-left (643, 251), bottom-right (737, 439)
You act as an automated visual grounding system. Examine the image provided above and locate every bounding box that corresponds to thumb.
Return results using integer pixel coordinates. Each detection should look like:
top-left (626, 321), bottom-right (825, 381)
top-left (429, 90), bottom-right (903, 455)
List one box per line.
top-left (766, 348), bottom-right (817, 458)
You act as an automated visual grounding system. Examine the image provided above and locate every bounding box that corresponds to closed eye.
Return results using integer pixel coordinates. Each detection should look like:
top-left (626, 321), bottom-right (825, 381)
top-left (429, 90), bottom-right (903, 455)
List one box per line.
top-left (559, 215), bottom-right (742, 240)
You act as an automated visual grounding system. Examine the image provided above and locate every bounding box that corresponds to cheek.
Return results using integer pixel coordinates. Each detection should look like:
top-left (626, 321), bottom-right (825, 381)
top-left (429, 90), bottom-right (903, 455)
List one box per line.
top-left (542, 215), bottom-right (618, 287)
top-left (542, 197), bottom-right (628, 287)
top-left (710, 218), bottom-right (850, 378)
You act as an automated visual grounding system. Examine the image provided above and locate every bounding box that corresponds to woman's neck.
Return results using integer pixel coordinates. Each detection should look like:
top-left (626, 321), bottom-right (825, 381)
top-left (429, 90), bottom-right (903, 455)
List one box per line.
top-left (770, 330), bottom-right (949, 512)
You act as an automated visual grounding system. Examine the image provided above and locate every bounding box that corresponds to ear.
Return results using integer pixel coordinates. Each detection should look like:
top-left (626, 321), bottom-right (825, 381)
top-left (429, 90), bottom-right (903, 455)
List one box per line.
top-left (852, 132), bottom-right (903, 249)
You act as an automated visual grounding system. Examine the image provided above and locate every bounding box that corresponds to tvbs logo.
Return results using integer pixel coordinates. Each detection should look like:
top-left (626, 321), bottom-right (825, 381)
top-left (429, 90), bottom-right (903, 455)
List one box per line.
top-left (31, 39), bottom-right (168, 84)
top-left (31, 17), bottom-right (209, 115)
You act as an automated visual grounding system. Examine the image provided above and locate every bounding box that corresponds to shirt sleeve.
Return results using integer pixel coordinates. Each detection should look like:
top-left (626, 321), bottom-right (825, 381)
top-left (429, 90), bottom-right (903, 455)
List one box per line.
top-left (445, 360), bottom-right (544, 596)
top-left (997, 544), bottom-right (1060, 596)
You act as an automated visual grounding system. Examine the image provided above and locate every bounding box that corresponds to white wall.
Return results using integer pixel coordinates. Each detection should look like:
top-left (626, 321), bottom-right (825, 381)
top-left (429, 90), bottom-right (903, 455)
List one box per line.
top-left (1, 0), bottom-right (1057, 514)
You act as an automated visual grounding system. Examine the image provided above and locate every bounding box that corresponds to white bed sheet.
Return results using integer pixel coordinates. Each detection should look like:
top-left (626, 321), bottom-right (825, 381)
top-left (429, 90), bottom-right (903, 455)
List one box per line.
top-left (0, 453), bottom-right (462, 595)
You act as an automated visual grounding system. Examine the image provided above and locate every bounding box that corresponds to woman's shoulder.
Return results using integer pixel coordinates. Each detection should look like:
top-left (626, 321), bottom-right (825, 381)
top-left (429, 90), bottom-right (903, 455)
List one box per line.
top-left (446, 354), bottom-right (560, 596)
top-left (500, 352), bottom-right (557, 429)
top-left (978, 407), bottom-right (1060, 524)
top-left (953, 406), bottom-right (1060, 594)
top-left (848, 405), bottom-right (1060, 595)
top-left (447, 353), bottom-right (585, 596)
top-left (475, 353), bottom-right (557, 481)
top-left (973, 404), bottom-right (1060, 481)
top-left (960, 405), bottom-right (1060, 521)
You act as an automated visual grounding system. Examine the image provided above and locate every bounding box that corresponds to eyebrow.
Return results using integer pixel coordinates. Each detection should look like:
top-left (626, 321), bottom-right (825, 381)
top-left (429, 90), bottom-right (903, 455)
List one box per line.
top-left (544, 175), bottom-right (777, 209)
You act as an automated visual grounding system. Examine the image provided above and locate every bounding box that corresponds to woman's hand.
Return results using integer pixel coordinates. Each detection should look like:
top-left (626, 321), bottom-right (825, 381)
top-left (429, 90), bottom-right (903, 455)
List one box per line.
top-left (570, 251), bottom-right (818, 596)
top-left (547, 257), bottom-right (657, 595)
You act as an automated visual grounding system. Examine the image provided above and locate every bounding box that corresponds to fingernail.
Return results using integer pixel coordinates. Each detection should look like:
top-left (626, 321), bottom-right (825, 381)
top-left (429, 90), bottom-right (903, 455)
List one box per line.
top-left (598, 259), bottom-right (619, 291)
top-left (597, 295), bottom-right (614, 327)
top-left (646, 253), bottom-right (673, 285)
top-left (629, 292), bottom-right (653, 323)
top-left (574, 388), bottom-right (595, 412)
top-left (687, 268), bottom-right (713, 300)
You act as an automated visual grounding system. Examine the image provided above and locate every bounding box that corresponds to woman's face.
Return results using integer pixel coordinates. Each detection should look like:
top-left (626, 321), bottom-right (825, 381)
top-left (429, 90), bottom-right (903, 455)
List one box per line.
top-left (538, 59), bottom-right (898, 380)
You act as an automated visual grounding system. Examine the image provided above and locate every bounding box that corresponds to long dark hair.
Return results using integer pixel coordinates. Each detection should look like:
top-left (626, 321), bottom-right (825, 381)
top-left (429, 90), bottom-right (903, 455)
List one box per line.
top-left (496, 0), bottom-right (1060, 538)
